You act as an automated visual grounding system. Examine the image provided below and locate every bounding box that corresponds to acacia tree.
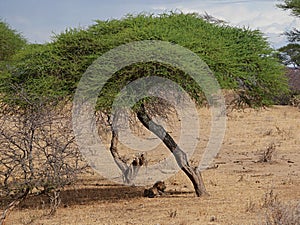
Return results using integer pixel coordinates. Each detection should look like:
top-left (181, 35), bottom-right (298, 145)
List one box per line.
top-left (1, 13), bottom-right (289, 197)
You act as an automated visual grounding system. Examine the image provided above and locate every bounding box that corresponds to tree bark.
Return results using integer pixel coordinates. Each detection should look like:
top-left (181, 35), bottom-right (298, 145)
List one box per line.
top-left (136, 104), bottom-right (208, 197)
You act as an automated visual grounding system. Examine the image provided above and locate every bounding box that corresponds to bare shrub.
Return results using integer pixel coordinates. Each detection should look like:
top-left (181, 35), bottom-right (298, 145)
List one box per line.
top-left (260, 190), bottom-right (300, 225)
top-left (259, 143), bottom-right (276, 163)
top-left (261, 190), bottom-right (280, 209)
top-left (264, 201), bottom-right (300, 225)
top-left (245, 199), bottom-right (256, 213)
top-left (0, 99), bottom-right (87, 224)
top-left (168, 210), bottom-right (177, 218)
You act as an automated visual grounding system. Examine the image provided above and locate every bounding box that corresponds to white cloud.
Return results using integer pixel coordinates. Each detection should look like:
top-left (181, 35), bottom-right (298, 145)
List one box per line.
top-left (152, 1), bottom-right (300, 48)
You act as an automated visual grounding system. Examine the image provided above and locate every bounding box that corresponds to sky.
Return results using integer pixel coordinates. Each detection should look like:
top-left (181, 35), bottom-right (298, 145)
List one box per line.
top-left (1, 0), bottom-right (300, 49)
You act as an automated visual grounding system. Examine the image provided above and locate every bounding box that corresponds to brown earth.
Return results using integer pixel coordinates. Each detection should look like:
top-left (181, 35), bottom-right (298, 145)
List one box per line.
top-left (4, 105), bottom-right (300, 225)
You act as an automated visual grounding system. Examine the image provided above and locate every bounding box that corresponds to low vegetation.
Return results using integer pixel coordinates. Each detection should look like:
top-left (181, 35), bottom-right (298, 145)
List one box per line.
top-left (261, 190), bottom-right (300, 225)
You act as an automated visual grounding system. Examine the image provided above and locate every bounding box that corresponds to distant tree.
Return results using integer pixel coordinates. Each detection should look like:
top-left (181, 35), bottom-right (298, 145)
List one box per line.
top-left (0, 19), bottom-right (27, 98)
top-left (278, 0), bottom-right (300, 17)
top-left (277, 0), bottom-right (300, 67)
top-left (278, 43), bottom-right (300, 67)
top-left (0, 19), bottom-right (26, 61)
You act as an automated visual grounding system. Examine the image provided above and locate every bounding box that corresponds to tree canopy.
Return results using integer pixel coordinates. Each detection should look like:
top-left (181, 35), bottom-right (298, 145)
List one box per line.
top-left (0, 13), bottom-right (288, 108)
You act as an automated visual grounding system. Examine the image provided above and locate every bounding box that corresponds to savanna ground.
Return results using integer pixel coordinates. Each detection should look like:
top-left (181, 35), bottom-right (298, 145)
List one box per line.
top-left (3, 105), bottom-right (300, 225)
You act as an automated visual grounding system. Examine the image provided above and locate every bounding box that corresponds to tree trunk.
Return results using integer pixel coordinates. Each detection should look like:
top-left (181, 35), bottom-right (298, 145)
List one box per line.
top-left (109, 109), bottom-right (146, 185)
top-left (136, 104), bottom-right (208, 197)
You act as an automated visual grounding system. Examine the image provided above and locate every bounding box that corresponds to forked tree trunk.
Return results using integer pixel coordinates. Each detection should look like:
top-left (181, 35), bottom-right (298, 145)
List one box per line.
top-left (109, 110), bottom-right (145, 185)
top-left (136, 104), bottom-right (208, 197)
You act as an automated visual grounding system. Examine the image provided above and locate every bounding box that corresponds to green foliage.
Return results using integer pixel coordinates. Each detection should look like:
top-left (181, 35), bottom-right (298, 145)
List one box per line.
top-left (1, 13), bottom-right (289, 108)
top-left (0, 19), bottom-right (26, 61)
top-left (0, 44), bottom-right (70, 106)
top-left (0, 19), bottom-right (27, 88)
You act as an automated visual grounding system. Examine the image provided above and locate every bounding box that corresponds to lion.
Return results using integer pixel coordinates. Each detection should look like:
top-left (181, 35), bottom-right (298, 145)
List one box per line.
top-left (143, 181), bottom-right (166, 198)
